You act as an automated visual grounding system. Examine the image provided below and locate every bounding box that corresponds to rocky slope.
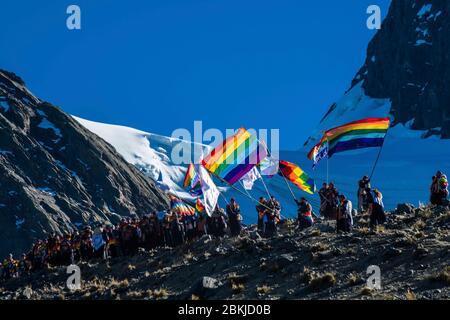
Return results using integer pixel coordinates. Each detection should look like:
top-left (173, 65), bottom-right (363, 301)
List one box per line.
top-left (0, 70), bottom-right (169, 257)
top-left (307, 0), bottom-right (450, 145)
top-left (1, 204), bottom-right (449, 300)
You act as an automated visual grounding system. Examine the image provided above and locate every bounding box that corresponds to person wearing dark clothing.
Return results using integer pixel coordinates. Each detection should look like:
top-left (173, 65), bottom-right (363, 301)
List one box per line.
top-left (211, 207), bottom-right (227, 237)
top-left (295, 197), bottom-right (314, 230)
top-left (430, 171), bottom-right (449, 205)
top-left (171, 214), bottom-right (185, 246)
top-left (265, 196), bottom-right (281, 237)
top-left (367, 189), bottom-right (386, 230)
top-left (324, 183), bottom-right (339, 220)
top-left (196, 213), bottom-right (208, 237)
top-left (256, 197), bottom-right (267, 233)
top-left (80, 226), bottom-right (94, 260)
top-left (357, 176), bottom-right (371, 212)
top-left (336, 194), bottom-right (353, 233)
top-left (162, 213), bottom-right (174, 247)
top-left (226, 198), bottom-right (242, 237)
top-left (107, 226), bottom-right (121, 258)
top-left (60, 234), bottom-right (74, 265)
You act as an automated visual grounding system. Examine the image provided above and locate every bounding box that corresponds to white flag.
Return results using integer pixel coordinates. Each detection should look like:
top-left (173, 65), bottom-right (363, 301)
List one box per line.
top-left (242, 167), bottom-right (261, 190)
top-left (259, 157), bottom-right (279, 177)
top-left (197, 165), bottom-right (220, 216)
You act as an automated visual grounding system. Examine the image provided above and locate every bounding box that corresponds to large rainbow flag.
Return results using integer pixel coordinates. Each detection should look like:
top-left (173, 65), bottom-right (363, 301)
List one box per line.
top-left (279, 160), bottom-right (316, 194)
top-left (308, 117), bottom-right (390, 160)
top-left (201, 128), bottom-right (268, 185)
top-left (170, 196), bottom-right (196, 216)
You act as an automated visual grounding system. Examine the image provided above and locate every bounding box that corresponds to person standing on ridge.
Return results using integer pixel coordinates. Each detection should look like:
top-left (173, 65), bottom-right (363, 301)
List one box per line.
top-left (367, 188), bottom-right (386, 231)
top-left (256, 197), bottom-right (267, 233)
top-left (295, 197), bottom-right (314, 230)
top-left (226, 198), bottom-right (242, 237)
top-left (431, 171), bottom-right (448, 205)
top-left (324, 182), bottom-right (339, 220)
top-left (357, 175), bottom-right (371, 213)
top-left (336, 194), bottom-right (353, 233)
top-left (265, 196), bottom-right (281, 237)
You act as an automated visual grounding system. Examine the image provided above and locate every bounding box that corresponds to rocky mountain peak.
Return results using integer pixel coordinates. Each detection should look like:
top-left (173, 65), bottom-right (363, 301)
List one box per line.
top-left (0, 69), bottom-right (169, 257)
top-left (351, 0), bottom-right (450, 137)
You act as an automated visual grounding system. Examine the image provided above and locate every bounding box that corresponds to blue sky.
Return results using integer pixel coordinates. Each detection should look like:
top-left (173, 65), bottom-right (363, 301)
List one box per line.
top-left (1, 0), bottom-right (390, 150)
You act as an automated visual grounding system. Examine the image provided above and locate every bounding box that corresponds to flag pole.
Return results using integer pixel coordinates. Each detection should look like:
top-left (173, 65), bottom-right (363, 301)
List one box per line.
top-left (326, 137), bottom-right (329, 184)
top-left (369, 141), bottom-right (386, 181)
top-left (219, 192), bottom-right (229, 205)
top-left (259, 140), bottom-right (297, 202)
top-left (278, 168), bottom-right (297, 202)
top-left (369, 125), bottom-right (390, 181)
top-left (208, 169), bottom-right (273, 212)
top-left (239, 180), bottom-right (254, 200)
top-left (258, 169), bottom-right (272, 199)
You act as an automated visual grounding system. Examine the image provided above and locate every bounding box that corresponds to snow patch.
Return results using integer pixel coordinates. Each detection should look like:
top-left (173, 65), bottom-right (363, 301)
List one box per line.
top-left (415, 27), bottom-right (429, 37)
top-left (0, 99), bottom-right (10, 111)
top-left (434, 11), bottom-right (442, 20)
top-left (15, 216), bottom-right (25, 229)
top-left (55, 160), bottom-right (80, 179)
top-left (38, 118), bottom-right (62, 142)
top-left (0, 149), bottom-right (13, 156)
top-left (417, 4), bottom-right (432, 18)
top-left (415, 39), bottom-right (432, 46)
top-left (36, 187), bottom-right (56, 197)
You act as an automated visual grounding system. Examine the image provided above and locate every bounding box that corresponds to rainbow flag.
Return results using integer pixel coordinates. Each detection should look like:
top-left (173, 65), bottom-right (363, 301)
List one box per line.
top-left (195, 198), bottom-right (205, 213)
top-left (170, 196), bottom-right (196, 216)
top-left (183, 163), bottom-right (199, 188)
top-left (279, 160), bottom-right (316, 194)
top-left (308, 117), bottom-right (390, 160)
top-left (201, 128), bottom-right (268, 185)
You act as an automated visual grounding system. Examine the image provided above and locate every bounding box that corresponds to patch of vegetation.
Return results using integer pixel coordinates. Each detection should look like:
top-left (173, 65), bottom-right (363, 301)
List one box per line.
top-left (256, 285), bottom-right (272, 295)
top-left (308, 272), bottom-right (336, 292)
top-left (348, 272), bottom-right (362, 286)
top-left (413, 219), bottom-right (426, 230)
top-left (405, 289), bottom-right (416, 300)
top-left (428, 266), bottom-right (450, 285)
top-left (310, 242), bottom-right (330, 253)
top-left (360, 286), bottom-right (373, 296)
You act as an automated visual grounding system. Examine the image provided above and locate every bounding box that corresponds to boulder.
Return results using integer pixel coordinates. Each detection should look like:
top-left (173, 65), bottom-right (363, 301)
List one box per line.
top-left (395, 203), bottom-right (415, 215)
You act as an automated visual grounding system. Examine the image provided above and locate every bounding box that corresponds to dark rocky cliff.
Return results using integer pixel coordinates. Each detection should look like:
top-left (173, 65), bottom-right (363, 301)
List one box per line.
top-left (351, 0), bottom-right (450, 137)
top-left (0, 70), bottom-right (169, 257)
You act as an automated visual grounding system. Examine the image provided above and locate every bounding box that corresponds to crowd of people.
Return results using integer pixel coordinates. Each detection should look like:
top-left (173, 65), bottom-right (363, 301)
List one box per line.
top-left (316, 177), bottom-right (387, 233)
top-left (2, 171), bottom-right (448, 282)
top-left (1, 201), bottom-right (244, 282)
